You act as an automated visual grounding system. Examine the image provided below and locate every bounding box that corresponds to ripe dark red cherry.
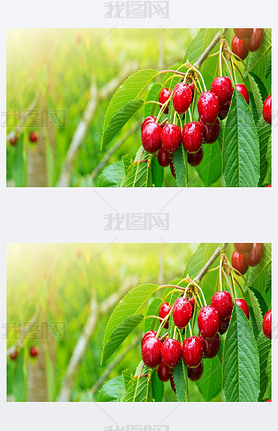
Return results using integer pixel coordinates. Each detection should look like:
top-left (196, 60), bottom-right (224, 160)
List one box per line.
top-left (161, 123), bottom-right (181, 153)
top-left (141, 336), bottom-right (162, 368)
top-left (197, 335), bottom-right (206, 353)
top-left (9, 135), bottom-right (18, 146)
top-left (231, 250), bottom-right (249, 275)
top-left (246, 29), bottom-right (264, 52)
top-left (246, 243), bottom-right (264, 267)
top-left (202, 333), bottom-right (220, 358)
top-left (231, 36), bottom-right (249, 60)
top-left (235, 84), bottom-right (249, 104)
top-left (141, 116), bottom-right (157, 131)
top-left (159, 87), bottom-right (172, 114)
top-left (211, 76), bottom-right (233, 105)
top-left (141, 331), bottom-right (157, 347)
top-left (172, 82), bottom-right (193, 114)
top-left (29, 346), bottom-right (39, 357)
top-left (188, 82), bottom-right (195, 96)
top-left (9, 349), bottom-right (18, 361)
top-left (263, 95), bottom-right (272, 125)
top-left (235, 298), bottom-right (249, 319)
top-left (157, 146), bottom-right (171, 167)
top-left (198, 305), bottom-right (219, 340)
top-left (189, 297), bottom-right (195, 312)
top-left (187, 146), bottom-right (203, 167)
top-left (234, 243), bottom-right (252, 254)
top-left (141, 121), bottom-right (162, 153)
top-left (161, 338), bottom-right (182, 368)
top-left (182, 122), bottom-right (203, 153)
top-left (218, 317), bottom-right (230, 334)
top-left (187, 361), bottom-right (204, 381)
top-left (159, 302), bottom-right (172, 329)
top-left (203, 118), bottom-right (220, 143)
top-left (29, 131), bottom-right (39, 143)
top-left (170, 160), bottom-right (176, 179)
top-left (173, 297), bottom-right (192, 329)
top-left (158, 361), bottom-right (171, 382)
top-left (263, 310), bottom-right (272, 339)
top-left (170, 374), bottom-right (176, 393)
top-left (234, 28), bottom-right (253, 39)
top-left (198, 91), bottom-right (219, 125)
top-left (211, 291), bottom-right (233, 319)
top-left (182, 336), bottom-right (203, 367)
top-left (218, 103), bottom-right (230, 120)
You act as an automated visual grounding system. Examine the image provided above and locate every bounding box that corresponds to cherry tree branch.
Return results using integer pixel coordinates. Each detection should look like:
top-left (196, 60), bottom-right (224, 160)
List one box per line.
top-left (195, 243), bottom-right (229, 284)
top-left (194, 28), bottom-right (228, 69)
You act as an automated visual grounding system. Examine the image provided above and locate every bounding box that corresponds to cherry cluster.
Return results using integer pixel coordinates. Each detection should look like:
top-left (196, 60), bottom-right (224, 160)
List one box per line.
top-left (9, 131), bottom-right (39, 147)
top-left (9, 345), bottom-right (39, 361)
top-left (231, 243), bottom-right (264, 275)
top-left (141, 289), bottom-right (250, 389)
top-left (232, 28), bottom-right (264, 60)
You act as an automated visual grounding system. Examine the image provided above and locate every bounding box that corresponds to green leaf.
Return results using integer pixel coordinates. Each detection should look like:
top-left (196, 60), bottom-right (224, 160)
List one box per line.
top-left (13, 349), bottom-right (27, 401)
top-left (102, 283), bottom-right (160, 360)
top-left (249, 286), bottom-right (268, 317)
top-left (98, 161), bottom-right (125, 187)
top-left (196, 142), bottom-right (222, 186)
top-left (250, 72), bottom-right (268, 102)
top-left (101, 100), bottom-right (143, 150)
top-left (98, 376), bottom-right (125, 402)
top-left (183, 29), bottom-right (219, 65)
top-left (257, 331), bottom-right (271, 401)
top-left (223, 89), bottom-right (260, 187)
top-left (122, 369), bottom-right (134, 388)
top-left (144, 298), bottom-right (163, 332)
top-left (102, 314), bottom-right (144, 364)
top-left (257, 116), bottom-right (271, 186)
top-left (183, 243), bottom-right (220, 280)
top-left (246, 287), bottom-right (263, 338)
top-left (151, 156), bottom-right (164, 187)
top-left (247, 73), bottom-right (263, 123)
top-left (247, 29), bottom-right (272, 72)
top-left (248, 244), bottom-right (272, 288)
top-left (264, 349), bottom-right (272, 400)
top-left (151, 372), bottom-right (164, 402)
top-left (265, 48), bottom-right (271, 79)
top-left (223, 304), bottom-right (260, 402)
top-left (144, 83), bottom-right (163, 117)
top-left (122, 154), bottom-right (134, 173)
top-left (173, 145), bottom-right (187, 187)
top-left (121, 362), bottom-right (152, 402)
top-left (121, 146), bottom-right (152, 187)
top-left (196, 356), bottom-right (222, 401)
top-left (173, 359), bottom-right (187, 402)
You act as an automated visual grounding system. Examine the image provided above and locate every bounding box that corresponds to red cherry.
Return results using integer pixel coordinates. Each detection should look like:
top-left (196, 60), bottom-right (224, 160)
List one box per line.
top-left (170, 374), bottom-right (176, 393)
top-left (141, 331), bottom-right (157, 347)
top-left (202, 333), bottom-right (220, 358)
top-left (9, 349), bottom-right (18, 361)
top-left (169, 160), bottom-right (176, 179)
top-left (231, 250), bottom-right (249, 275)
top-left (218, 103), bottom-right (230, 120)
top-left (235, 298), bottom-right (249, 319)
top-left (203, 119), bottom-right (220, 143)
top-left (263, 95), bottom-right (272, 125)
top-left (182, 122), bottom-right (203, 153)
top-left (182, 336), bottom-right (203, 367)
top-left (266, 400), bottom-right (272, 402)
top-left (157, 361), bottom-right (171, 382)
top-left (234, 28), bottom-right (253, 39)
top-left (159, 302), bottom-right (172, 329)
top-left (246, 29), bottom-right (264, 52)
top-left (211, 291), bottom-right (233, 319)
top-left (235, 84), bottom-right (249, 104)
top-left (198, 121), bottom-right (206, 140)
top-left (263, 310), bottom-right (272, 339)
top-left (141, 116), bottom-right (157, 131)
top-left (188, 82), bottom-right (195, 97)
top-left (157, 146), bottom-right (171, 167)
top-left (197, 335), bottom-right (206, 353)
top-left (211, 76), bottom-right (233, 105)
top-left (234, 243), bottom-right (252, 254)
top-left (218, 317), bottom-right (230, 335)
top-left (173, 297), bottom-right (192, 329)
top-left (161, 338), bottom-right (182, 368)
top-left (159, 87), bottom-right (172, 114)
top-left (141, 121), bottom-right (162, 153)
top-left (198, 305), bottom-right (219, 340)
top-left (231, 36), bottom-right (249, 60)
top-left (187, 146), bottom-right (203, 167)
top-left (189, 297), bottom-right (195, 312)
top-left (246, 243), bottom-right (264, 267)
top-left (9, 135), bottom-right (18, 146)
top-left (29, 346), bottom-right (39, 357)
top-left (161, 123), bottom-right (181, 153)
top-left (198, 91), bottom-right (219, 125)
top-left (172, 82), bottom-right (193, 114)
top-left (29, 131), bottom-right (39, 143)
top-left (141, 336), bottom-right (162, 368)
top-left (187, 361), bottom-right (204, 381)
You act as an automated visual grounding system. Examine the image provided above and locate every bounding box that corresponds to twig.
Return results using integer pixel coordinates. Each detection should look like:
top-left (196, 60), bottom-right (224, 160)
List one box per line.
top-left (195, 243), bottom-right (229, 284)
top-left (194, 29), bottom-right (228, 70)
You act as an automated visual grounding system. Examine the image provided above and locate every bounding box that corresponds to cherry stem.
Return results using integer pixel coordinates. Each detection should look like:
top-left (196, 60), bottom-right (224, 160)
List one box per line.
top-left (195, 243), bottom-right (229, 284)
top-left (156, 93), bottom-right (173, 123)
top-left (159, 69), bottom-right (186, 77)
top-left (144, 315), bottom-right (163, 321)
top-left (188, 322), bottom-right (193, 337)
top-left (219, 256), bottom-right (223, 291)
top-left (222, 53), bottom-right (236, 87)
top-left (219, 41), bottom-right (223, 77)
top-left (221, 268), bottom-right (236, 302)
